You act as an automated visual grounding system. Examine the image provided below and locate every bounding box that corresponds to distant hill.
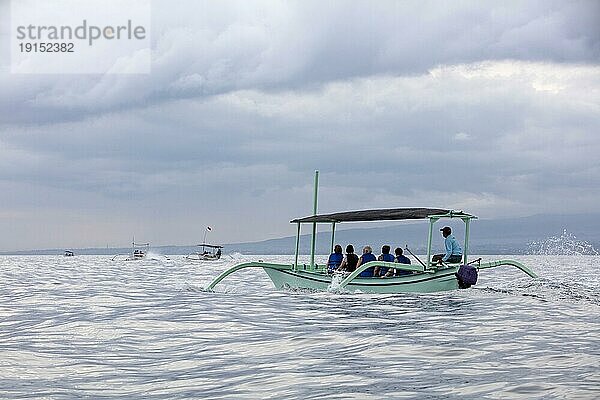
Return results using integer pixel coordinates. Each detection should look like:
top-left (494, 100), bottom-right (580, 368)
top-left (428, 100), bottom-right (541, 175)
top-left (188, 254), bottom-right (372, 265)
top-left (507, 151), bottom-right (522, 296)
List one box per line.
top-left (225, 213), bottom-right (600, 255)
top-left (2, 213), bottom-right (599, 256)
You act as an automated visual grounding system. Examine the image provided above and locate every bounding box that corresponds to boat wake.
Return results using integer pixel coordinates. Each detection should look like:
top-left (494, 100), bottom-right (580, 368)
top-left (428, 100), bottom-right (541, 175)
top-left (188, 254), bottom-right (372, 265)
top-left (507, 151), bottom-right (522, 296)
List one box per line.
top-left (145, 251), bottom-right (171, 261)
top-left (327, 273), bottom-right (346, 292)
top-left (477, 274), bottom-right (600, 306)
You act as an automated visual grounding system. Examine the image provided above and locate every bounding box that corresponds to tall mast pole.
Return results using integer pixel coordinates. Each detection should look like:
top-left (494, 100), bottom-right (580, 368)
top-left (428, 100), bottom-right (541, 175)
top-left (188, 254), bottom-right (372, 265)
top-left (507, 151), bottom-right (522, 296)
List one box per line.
top-left (310, 170), bottom-right (319, 270)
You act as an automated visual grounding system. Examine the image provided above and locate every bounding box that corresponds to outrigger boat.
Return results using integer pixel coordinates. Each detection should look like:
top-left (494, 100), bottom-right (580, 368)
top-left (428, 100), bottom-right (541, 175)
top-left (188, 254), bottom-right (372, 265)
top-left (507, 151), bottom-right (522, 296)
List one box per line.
top-left (207, 171), bottom-right (537, 293)
top-left (186, 244), bottom-right (223, 261)
top-left (187, 226), bottom-right (223, 261)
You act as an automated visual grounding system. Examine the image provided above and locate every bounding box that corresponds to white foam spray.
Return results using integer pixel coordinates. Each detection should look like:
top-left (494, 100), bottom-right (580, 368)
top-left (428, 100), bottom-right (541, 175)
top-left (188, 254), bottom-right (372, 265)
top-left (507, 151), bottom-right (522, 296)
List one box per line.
top-left (527, 229), bottom-right (599, 255)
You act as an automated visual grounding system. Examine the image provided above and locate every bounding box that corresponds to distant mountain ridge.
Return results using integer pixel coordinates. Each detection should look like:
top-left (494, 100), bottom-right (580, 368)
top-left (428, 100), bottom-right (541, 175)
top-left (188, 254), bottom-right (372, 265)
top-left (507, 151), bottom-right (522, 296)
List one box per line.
top-left (2, 213), bottom-right (599, 255)
top-left (226, 213), bottom-right (600, 255)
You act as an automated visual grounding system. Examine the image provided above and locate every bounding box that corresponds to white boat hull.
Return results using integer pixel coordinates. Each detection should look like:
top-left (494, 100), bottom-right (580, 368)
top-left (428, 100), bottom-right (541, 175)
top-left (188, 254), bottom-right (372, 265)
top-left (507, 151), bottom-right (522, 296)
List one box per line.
top-left (186, 254), bottom-right (221, 261)
top-left (263, 266), bottom-right (459, 293)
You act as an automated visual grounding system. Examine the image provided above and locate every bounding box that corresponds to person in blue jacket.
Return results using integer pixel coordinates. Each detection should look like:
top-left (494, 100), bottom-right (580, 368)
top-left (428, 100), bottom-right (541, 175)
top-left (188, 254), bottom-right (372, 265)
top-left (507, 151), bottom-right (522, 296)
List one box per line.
top-left (391, 247), bottom-right (412, 276)
top-left (432, 226), bottom-right (463, 264)
top-left (357, 246), bottom-right (377, 277)
top-left (374, 245), bottom-right (394, 276)
top-left (327, 244), bottom-right (344, 273)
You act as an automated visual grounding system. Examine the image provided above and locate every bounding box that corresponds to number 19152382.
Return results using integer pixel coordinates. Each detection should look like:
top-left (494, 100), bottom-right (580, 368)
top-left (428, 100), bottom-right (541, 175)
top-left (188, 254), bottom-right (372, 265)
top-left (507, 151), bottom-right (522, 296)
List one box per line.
top-left (19, 42), bottom-right (74, 52)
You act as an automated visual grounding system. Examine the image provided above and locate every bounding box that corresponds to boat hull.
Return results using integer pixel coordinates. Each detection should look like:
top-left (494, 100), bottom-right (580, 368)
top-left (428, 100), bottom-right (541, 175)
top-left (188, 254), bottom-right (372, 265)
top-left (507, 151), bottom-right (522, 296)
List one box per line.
top-left (205, 260), bottom-right (536, 293)
top-left (186, 255), bottom-right (221, 261)
top-left (263, 267), bottom-right (460, 293)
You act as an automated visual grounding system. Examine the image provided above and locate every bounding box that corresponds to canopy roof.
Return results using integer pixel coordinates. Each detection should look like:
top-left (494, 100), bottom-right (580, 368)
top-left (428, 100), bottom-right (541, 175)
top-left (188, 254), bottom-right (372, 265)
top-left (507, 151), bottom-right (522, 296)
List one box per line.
top-left (290, 208), bottom-right (476, 223)
top-left (197, 243), bottom-right (223, 249)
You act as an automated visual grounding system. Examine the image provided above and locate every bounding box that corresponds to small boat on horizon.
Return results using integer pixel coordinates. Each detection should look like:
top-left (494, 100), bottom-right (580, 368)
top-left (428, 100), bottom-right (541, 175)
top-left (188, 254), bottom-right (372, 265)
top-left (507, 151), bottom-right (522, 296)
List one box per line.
top-left (111, 239), bottom-right (172, 262)
top-left (185, 243), bottom-right (223, 261)
top-left (111, 240), bottom-right (149, 261)
top-left (111, 239), bottom-right (171, 262)
top-left (186, 226), bottom-right (223, 261)
top-left (64, 250), bottom-right (74, 257)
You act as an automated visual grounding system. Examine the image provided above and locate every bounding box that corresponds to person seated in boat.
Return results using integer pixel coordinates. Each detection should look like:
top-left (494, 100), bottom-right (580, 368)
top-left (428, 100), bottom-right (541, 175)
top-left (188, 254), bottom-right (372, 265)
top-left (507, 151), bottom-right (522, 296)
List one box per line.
top-left (327, 244), bottom-right (344, 273)
top-left (357, 246), bottom-right (377, 277)
top-left (385, 247), bottom-right (412, 277)
top-left (374, 245), bottom-right (394, 276)
top-left (432, 226), bottom-right (463, 265)
top-left (337, 244), bottom-right (359, 272)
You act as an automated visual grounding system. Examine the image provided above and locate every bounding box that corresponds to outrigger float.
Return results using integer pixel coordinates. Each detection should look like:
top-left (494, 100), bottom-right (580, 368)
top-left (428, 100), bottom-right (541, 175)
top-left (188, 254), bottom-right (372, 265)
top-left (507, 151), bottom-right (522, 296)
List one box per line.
top-left (207, 171), bottom-right (537, 293)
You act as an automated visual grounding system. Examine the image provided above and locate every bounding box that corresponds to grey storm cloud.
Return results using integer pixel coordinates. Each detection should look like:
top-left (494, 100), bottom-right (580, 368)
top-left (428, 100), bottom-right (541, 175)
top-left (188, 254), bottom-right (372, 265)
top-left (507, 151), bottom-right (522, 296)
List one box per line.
top-left (1, 0), bottom-right (599, 123)
top-left (0, 0), bottom-right (599, 250)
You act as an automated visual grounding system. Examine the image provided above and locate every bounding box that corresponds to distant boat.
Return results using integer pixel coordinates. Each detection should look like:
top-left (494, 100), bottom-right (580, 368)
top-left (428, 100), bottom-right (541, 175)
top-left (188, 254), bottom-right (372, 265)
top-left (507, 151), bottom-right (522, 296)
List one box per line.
top-left (110, 239), bottom-right (147, 261)
top-left (111, 239), bottom-right (170, 262)
top-left (64, 250), bottom-right (74, 257)
top-left (112, 241), bottom-right (149, 261)
top-left (186, 226), bottom-right (223, 261)
top-left (185, 244), bottom-right (223, 261)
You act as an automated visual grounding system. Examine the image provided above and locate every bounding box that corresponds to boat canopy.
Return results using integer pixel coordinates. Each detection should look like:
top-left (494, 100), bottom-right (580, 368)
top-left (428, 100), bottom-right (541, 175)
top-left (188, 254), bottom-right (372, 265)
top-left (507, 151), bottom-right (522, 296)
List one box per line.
top-left (291, 208), bottom-right (476, 224)
top-left (197, 243), bottom-right (223, 249)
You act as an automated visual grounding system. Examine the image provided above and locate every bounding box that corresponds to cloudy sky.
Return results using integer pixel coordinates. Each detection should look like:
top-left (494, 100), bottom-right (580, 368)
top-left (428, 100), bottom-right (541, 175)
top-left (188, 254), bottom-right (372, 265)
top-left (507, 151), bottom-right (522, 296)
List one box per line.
top-left (0, 0), bottom-right (599, 251)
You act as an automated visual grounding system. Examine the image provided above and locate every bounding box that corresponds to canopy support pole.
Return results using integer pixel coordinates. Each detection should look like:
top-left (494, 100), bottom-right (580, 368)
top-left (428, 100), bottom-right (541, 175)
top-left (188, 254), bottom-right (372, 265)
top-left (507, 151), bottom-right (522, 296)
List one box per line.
top-left (330, 222), bottom-right (336, 254)
top-left (463, 217), bottom-right (470, 265)
top-left (426, 217), bottom-right (439, 269)
top-left (294, 222), bottom-right (301, 271)
top-left (310, 170), bottom-right (319, 270)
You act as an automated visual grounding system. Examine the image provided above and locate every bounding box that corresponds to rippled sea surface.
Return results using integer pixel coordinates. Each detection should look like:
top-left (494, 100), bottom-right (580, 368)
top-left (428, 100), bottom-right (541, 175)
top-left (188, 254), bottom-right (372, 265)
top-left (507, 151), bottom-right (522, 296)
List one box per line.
top-left (1, 254), bottom-right (599, 399)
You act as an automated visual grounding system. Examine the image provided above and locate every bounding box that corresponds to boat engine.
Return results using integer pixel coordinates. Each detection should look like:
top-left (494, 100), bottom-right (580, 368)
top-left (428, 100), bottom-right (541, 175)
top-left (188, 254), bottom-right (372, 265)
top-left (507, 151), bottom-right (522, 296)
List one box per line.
top-left (456, 264), bottom-right (478, 289)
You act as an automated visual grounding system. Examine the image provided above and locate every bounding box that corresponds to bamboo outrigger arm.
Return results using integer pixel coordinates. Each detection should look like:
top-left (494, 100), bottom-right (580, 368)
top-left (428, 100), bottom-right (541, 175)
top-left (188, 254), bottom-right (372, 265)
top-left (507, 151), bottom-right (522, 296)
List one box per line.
top-left (335, 259), bottom-right (537, 291)
top-left (477, 259), bottom-right (538, 278)
top-left (206, 262), bottom-right (293, 291)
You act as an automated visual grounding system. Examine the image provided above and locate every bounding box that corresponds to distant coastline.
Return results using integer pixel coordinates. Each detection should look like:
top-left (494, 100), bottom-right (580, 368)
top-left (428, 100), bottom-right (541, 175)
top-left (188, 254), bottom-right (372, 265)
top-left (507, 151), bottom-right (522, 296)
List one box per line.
top-left (2, 213), bottom-right (598, 256)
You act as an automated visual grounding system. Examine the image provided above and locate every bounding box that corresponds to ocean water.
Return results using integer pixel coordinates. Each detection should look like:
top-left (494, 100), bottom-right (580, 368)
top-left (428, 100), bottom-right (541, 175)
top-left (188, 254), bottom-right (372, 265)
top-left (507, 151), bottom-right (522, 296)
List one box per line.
top-left (1, 254), bottom-right (599, 399)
